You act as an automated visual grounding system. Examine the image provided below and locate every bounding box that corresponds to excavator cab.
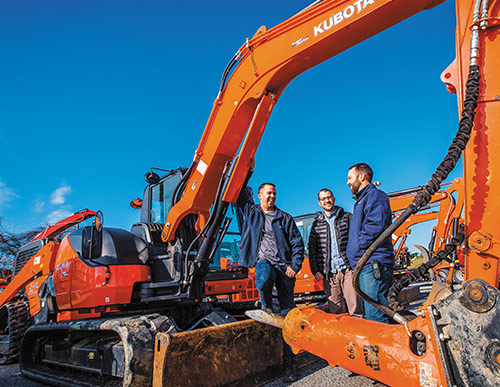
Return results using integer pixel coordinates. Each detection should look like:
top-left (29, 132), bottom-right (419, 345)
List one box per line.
top-left (130, 167), bottom-right (248, 301)
top-left (138, 168), bottom-right (185, 224)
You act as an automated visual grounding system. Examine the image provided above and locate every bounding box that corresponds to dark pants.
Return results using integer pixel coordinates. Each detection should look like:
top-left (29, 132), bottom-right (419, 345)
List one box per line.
top-left (358, 263), bottom-right (393, 323)
top-left (254, 259), bottom-right (296, 362)
top-left (254, 260), bottom-right (296, 316)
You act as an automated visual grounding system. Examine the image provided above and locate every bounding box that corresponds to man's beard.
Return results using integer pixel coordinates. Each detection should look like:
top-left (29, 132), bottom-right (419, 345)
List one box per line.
top-left (351, 181), bottom-right (361, 195)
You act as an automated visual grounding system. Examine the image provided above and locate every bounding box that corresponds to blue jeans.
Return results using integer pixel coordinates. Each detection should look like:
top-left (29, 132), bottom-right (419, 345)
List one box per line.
top-left (254, 260), bottom-right (296, 317)
top-left (358, 262), bottom-right (393, 323)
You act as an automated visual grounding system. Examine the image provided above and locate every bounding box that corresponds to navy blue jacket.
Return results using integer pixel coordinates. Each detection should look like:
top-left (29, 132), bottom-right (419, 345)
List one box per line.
top-left (346, 183), bottom-right (395, 268)
top-left (236, 187), bottom-right (304, 273)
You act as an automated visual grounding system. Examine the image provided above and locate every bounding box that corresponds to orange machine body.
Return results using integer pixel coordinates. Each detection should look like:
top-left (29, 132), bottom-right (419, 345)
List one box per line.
top-left (52, 236), bottom-right (151, 321)
top-left (284, 307), bottom-right (447, 386)
top-left (0, 209), bottom-right (97, 311)
top-left (0, 240), bottom-right (59, 310)
top-left (0, 209), bottom-right (152, 322)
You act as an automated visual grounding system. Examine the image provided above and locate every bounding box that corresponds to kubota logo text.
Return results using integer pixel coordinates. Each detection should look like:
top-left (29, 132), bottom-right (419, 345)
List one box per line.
top-left (314, 0), bottom-right (376, 37)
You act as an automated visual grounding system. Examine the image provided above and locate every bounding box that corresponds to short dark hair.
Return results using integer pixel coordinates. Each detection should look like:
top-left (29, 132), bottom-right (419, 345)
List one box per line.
top-left (349, 163), bottom-right (373, 183)
top-left (317, 188), bottom-right (333, 200)
top-left (258, 182), bottom-right (276, 193)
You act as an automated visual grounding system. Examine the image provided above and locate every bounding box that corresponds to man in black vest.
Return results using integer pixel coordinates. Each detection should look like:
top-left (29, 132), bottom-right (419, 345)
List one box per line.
top-left (309, 188), bottom-right (363, 317)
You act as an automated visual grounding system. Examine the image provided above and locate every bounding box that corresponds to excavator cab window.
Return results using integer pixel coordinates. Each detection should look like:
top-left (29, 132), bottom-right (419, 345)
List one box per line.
top-left (294, 214), bottom-right (315, 256)
top-left (141, 170), bottom-right (183, 223)
top-left (81, 225), bottom-right (103, 260)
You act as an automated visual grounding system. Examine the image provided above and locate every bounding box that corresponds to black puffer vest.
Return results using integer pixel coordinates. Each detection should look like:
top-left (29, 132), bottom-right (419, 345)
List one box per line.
top-left (308, 206), bottom-right (351, 275)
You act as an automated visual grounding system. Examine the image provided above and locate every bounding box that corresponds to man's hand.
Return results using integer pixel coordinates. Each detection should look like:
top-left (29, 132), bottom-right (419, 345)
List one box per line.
top-left (286, 267), bottom-right (296, 278)
top-left (314, 272), bottom-right (324, 281)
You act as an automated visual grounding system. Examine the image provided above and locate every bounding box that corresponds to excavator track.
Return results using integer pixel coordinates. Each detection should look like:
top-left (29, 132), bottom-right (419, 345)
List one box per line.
top-left (0, 300), bottom-right (30, 364)
top-left (20, 313), bottom-right (177, 387)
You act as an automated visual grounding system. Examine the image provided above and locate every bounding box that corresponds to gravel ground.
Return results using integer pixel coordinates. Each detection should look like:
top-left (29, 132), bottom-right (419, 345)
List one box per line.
top-left (3, 360), bottom-right (382, 387)
top-left (263, 359), bottom-right (383, 387)
top-left (0, 363), bottom-right (43, 387)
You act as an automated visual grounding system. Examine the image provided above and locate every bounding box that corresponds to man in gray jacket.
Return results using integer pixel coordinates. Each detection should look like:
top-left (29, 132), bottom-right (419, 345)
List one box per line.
top-left (309, 188), bottom-right (363, 317)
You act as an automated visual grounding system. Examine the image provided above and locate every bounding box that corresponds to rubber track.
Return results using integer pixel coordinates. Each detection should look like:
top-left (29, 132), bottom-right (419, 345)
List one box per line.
top-left (21, 314), bottom-right (172, 387)
top-left (0, 301), bottom-right (29, 364)
top-left (21, 319), bottom-right (123, 387)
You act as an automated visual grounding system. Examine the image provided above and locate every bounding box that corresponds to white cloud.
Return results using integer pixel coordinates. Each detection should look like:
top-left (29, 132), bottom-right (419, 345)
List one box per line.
top-left (0, 180), bottom-right (18, 208)
top-left (50, 185), bottom-right (72, 205)
top-left (34, 200), bottom-right (46, 213)
top-left (46, 209), bottom-right (73, 225)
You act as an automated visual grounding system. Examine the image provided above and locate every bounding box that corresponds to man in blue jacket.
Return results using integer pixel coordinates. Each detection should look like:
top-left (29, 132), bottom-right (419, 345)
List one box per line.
top-left (237, 182), bottom-right (304, 316)
top-left (346, 163), bottom-right (394, 323)
top-left (237, 182), bottom-right (304, 382)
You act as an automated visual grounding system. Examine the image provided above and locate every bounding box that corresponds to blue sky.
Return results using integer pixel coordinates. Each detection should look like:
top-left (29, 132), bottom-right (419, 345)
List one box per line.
top-left (1, 0), bottom-right (461, 247)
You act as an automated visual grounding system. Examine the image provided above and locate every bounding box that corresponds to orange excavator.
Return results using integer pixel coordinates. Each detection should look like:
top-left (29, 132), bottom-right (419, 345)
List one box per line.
top-left (7, 0), bottom-right (500, 386)
top-left (389, 178), bottom-right (465, 284)
top-left (0, 209), bottom-right (96, 364)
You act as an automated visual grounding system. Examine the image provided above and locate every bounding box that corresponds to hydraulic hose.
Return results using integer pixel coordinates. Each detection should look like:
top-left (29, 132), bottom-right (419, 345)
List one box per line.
top-left (219, 51), bottom-right (241, 95)
top-left (182, 162), bottom-right (228, 277)
top-left (352, 63), bottom-right (480, 324)
top-left (181, 158), bottom-right (238, 292)
top-left (171, 161), bottom-right (195, 207)
top-left (387, 224), bottom-right (465, 311)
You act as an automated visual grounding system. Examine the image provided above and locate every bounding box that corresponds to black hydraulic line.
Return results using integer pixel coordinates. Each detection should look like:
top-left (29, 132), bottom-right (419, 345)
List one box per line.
top-left (450, 217), bottom-right (460, 262)
top-left (181, 162), bottom-right (228, 285)
top-left (193, 157), bottom-right (240, 266)
top-left (387, 224), bottom-right (465, 311)
top-left (428, 228), bottom-right (437, 253)
top-left (352, 64), bottom-right (480, 324)
top-left (387, 186), bottom-right (423, 198)
top-left (181, 158), bottom-right (238, 290)
top-left (194, 202), bottom-right (229, 267)
top-left (219, 52), bottom-right (240, 94)
top-left (171, 161), bottom-right (195, 207)
top-left (207, 217), bottom-right (232, 264)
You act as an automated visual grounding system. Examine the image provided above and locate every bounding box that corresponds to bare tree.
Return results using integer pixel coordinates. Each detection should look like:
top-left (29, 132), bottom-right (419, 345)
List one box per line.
top-left (0, 217), bottom-right (44, 268)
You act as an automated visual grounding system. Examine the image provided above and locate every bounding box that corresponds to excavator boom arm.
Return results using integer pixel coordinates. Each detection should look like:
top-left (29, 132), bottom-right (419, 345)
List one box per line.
top-left (162, 0), bottom-right (447, 243)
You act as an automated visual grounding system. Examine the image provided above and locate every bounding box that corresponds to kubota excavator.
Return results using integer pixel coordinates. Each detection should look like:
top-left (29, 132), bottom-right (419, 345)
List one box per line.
top-left (8, 0), bottom-right (500, 386)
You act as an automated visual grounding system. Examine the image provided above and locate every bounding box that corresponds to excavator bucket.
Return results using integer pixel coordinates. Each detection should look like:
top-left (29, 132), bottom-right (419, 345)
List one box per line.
top-left (153, 319), bottom-right (283, 386)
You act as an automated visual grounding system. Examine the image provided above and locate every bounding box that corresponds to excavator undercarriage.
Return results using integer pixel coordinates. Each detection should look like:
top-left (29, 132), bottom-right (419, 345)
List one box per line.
top-left (20, 312), bottom-right (283, 387)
